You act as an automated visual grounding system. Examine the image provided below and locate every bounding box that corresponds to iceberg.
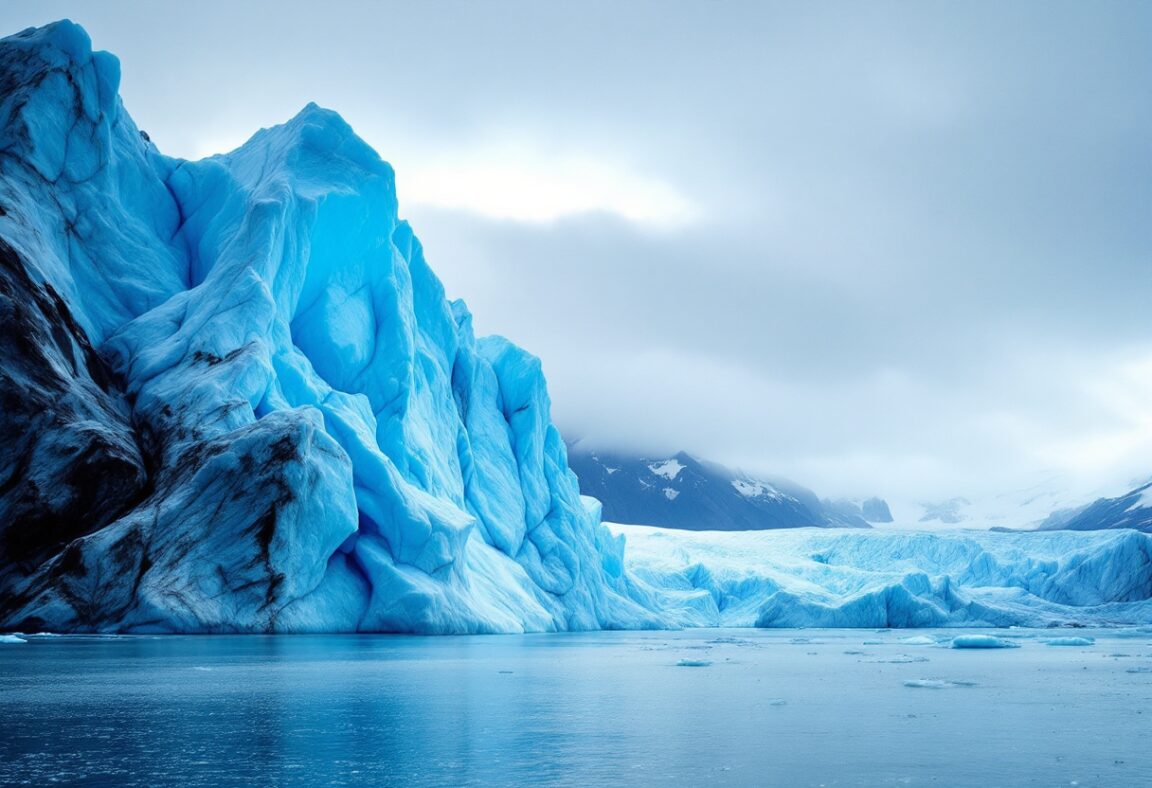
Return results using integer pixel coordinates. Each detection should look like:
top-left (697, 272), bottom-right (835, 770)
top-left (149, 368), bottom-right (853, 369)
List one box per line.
top-left (899, 635), bottom-right (936, 646)
top-left (675, 658), bottom-right (713, 667)
top-left (1043, 637), bottom-right (1095, 647)
top-left (902, 679), bottom-right (978, 688)
top-left (612, 524), bottom-right (1152, 629)
top-left (0, 21), bottom-right (663, 634)
top-left (950, 635), bottom-right (1018, 649)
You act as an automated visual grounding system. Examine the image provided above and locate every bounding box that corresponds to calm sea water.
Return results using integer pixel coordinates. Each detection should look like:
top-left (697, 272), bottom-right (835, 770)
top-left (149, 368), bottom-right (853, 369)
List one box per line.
top-left (1, 628), bottom-right (1150, 786)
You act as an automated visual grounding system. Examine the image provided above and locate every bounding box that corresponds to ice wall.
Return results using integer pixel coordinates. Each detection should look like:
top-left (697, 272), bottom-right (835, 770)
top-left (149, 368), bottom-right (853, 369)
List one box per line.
top-left (614, 524), bottom-right (1152, 628)
top-left (0, 21), bottom-right (661, 633)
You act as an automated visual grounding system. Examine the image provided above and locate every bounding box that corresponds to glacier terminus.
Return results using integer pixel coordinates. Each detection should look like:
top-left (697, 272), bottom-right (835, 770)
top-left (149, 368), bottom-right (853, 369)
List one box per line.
top-left (0, 21), bottom-right (663, 634)
top-left (0, 21), bottom-right (1150, 636)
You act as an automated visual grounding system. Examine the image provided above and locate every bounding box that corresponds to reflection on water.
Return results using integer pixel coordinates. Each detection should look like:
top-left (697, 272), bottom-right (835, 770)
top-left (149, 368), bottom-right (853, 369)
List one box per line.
top-left (1, 629), bottom-right (1150, 786)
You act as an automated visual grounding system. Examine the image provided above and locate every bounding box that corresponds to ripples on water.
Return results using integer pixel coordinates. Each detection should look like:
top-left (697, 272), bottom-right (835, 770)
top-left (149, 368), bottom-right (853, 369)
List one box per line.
top-left (1, 628), bottom-right (1150, 786)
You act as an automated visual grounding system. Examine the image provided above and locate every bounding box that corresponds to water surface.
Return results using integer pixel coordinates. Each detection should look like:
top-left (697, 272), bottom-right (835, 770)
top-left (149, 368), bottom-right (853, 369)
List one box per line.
top-left (1, 628), bottom-right (1150, 786)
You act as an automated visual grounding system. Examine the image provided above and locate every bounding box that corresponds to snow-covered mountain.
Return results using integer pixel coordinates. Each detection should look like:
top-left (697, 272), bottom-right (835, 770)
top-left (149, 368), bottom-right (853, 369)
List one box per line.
top-left (877, 473), bottom-right (1152, 533)
top-left (1038, 480), bottom-right (1152, 533)
top-left (0, 21), bottom-right (665, 634)
top-left (568, 447), bottom-right (1150, 536)
top-left (567, 446), bottom-right (889, 530)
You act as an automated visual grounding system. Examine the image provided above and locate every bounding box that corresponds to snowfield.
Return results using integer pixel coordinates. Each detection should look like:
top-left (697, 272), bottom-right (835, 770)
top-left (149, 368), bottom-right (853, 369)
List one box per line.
top-left (612, 524), bottom-right (1152, 628)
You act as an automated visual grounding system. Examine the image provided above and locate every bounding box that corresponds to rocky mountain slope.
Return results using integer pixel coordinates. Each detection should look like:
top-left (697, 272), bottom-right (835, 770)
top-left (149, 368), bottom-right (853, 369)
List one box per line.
top-left (567, 446), bottom-right (889, 530)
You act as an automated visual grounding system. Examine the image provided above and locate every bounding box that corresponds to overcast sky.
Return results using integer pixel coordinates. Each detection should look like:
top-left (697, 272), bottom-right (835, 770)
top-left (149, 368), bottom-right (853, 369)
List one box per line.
top-left (3, 1), bottom-right (1149, 502)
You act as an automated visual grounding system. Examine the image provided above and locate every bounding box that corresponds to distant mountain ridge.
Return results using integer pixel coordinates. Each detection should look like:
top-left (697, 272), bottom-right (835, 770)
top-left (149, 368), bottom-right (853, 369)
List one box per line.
top-left (567, 445), bottom-right (891, 531)
top-left (1038, 480), bottom-right (1152, 533)
top-left (888, 475), bottom-right (1152, 533)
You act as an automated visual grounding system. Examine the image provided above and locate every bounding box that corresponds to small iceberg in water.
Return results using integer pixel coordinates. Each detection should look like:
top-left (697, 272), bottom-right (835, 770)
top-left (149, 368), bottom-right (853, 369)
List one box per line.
top-left (951, 635), bottom-right (1020, 649)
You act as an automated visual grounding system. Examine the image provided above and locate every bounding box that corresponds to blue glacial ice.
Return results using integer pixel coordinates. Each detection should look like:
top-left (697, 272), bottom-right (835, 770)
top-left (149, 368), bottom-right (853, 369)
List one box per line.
top-left (0, 21), bottom-right (1150, 636)
top-left (0, 21), bottom-right (662, 634)
top-left (950, 635), bottom-right (1019, 649)
top-left (1043, 637), bottom-right (1095, 647)
top-left (612, 524), bottom-right (1152, 629)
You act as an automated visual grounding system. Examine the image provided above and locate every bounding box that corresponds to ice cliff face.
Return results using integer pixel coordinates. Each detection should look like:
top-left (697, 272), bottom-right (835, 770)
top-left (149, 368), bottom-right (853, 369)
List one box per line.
top-left (614, 524), bottom-right (1152, 628)
top-left (0, 21), bottom-right (662, 633)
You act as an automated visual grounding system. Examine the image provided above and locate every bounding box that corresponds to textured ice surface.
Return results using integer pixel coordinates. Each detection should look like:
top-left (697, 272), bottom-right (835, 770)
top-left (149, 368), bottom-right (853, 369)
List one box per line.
top-left (0, 21), bottom-right (663, 634)
top-left (950, 635), bottom-right (1018, 649)
top-left (1043, 637), bottom-right (1095, 647)
top-left (612, 524), bottom-right (1152, 628)
top-left (903, 679), bottom-right (978, 689)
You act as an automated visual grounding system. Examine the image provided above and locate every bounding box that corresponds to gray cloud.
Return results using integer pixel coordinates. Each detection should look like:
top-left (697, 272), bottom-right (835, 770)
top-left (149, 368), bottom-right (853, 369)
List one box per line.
top-left (2, 0), bottom-right (1149, 501)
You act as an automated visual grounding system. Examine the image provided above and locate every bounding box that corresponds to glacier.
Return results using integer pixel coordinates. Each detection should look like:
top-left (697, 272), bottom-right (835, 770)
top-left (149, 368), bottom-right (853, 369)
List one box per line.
top-left (0, 20), bottom-right (661, 634)
top-left (612, 524), bottom-right (1152, 628)
top-left (1, 21), bottom-right (1150, 636)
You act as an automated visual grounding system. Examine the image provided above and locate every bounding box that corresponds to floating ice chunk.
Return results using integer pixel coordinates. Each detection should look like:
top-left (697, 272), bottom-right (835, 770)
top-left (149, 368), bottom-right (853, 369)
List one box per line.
top-left (904, 679), bottom-right (978, 689)
top-left (900, 636), bottom-right (936, 646)
top-left (0, 634), bottom-right (26, 644)
top-left (767, 698), bottom-right (787, 706)
top-left (904, 679), bottom-right (948, 689)
top-left (676, 659), bottom-right (713, 667)
top-left (951, 635), bottom-right (1020, 649)
top-left (1125, 666), bottom-right (1152, 674)
top-left (1043, 637), bottom-right (1095, 647)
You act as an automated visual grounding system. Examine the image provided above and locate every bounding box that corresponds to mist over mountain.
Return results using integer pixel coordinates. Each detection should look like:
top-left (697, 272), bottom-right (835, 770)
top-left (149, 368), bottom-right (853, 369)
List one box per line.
top-left (567, 444), bottom-right (893, 531)
top-left (1038, 480), bottom-right (1152, 534)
